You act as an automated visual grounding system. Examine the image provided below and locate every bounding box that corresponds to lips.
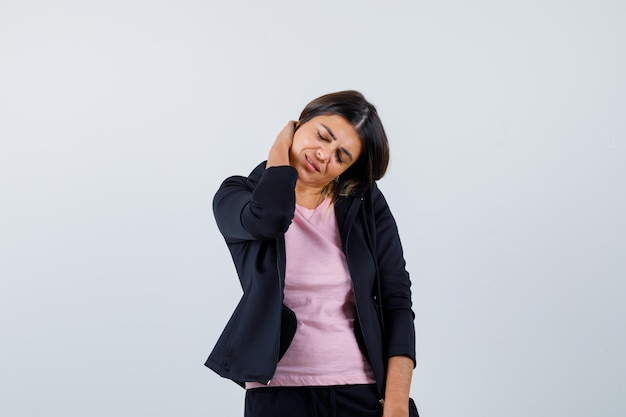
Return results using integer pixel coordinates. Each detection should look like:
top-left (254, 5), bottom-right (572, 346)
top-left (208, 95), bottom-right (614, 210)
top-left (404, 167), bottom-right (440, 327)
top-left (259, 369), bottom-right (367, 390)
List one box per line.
top-left (305, 154), bottom-right (320, 173)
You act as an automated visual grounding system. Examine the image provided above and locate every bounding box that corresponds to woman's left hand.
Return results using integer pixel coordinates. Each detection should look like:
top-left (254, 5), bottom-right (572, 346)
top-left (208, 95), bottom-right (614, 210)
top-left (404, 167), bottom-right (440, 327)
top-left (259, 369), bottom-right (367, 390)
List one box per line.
top-left (382, 355), bottom-right (414, 417)
top-left (382, 402), bottom-right (409, 417)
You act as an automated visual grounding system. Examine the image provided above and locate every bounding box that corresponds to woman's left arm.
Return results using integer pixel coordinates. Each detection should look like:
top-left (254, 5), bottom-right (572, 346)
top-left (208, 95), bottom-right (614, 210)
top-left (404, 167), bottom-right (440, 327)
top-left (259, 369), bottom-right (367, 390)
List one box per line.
top-left (371, 185), bottom-right (416, 362)
top-left (370, 186), bottom-right (416, 417)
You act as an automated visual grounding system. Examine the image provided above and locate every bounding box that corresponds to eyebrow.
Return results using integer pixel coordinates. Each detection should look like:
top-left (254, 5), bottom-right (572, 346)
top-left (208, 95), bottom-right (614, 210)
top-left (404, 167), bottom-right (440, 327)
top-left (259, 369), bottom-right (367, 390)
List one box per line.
top-left (321, 123), bottom-right (354, 161)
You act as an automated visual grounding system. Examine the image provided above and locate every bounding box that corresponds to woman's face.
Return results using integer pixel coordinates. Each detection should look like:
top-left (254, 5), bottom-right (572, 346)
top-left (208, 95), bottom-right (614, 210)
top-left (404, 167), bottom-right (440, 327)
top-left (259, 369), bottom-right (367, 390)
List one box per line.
top-left (290, 114), bottom-right (362, 190)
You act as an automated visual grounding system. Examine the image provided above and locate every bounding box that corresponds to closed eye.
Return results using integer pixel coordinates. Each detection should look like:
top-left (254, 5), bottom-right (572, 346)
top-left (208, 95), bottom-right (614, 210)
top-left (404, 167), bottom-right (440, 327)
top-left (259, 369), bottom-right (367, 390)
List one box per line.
top-left (317, 132), bottom-right (330, 142)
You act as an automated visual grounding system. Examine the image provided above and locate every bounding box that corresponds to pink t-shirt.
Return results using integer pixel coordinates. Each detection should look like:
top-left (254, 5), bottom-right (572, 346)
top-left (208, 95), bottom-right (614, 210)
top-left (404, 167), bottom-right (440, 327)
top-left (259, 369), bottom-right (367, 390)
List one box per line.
top-left (247, 198), bottom-right (375, 388)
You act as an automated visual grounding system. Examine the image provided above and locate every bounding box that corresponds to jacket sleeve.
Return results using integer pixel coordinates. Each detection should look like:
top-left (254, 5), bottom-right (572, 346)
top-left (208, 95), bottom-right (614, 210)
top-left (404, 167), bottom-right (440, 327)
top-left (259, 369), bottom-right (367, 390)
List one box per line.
top-left (213, 164), bottom-right (298, 243)
top-left (371, 186), bottom-right (416, 367)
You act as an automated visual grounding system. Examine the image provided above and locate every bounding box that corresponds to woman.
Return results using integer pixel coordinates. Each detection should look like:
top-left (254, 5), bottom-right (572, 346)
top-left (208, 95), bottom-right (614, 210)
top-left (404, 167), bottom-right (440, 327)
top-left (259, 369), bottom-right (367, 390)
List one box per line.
top-left (206, 91), bottom-right (417, 417)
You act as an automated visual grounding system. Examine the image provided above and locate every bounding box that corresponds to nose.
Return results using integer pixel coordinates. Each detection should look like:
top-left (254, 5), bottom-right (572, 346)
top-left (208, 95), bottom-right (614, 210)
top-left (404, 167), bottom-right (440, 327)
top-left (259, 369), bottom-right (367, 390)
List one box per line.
top-left (316, 147), bottom-right (329, 162)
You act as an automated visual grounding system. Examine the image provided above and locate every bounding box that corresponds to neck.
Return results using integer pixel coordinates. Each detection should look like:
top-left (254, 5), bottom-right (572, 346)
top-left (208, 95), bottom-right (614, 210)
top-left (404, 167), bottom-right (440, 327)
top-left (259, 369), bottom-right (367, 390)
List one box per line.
top-left (295, 182), bottom-right (327, 209)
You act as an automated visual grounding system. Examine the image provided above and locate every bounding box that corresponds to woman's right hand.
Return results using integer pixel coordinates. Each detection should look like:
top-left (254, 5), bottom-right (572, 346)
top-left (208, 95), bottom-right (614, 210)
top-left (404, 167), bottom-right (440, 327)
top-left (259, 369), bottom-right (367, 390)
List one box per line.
top-left (267, 121), bottom-right (296, 168)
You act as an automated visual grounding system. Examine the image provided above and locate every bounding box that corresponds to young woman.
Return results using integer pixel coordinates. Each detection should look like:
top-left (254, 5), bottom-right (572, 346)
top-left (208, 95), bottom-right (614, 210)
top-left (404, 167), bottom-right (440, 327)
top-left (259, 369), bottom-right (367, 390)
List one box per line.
top-left (206, 91), bottom-right (418, 417)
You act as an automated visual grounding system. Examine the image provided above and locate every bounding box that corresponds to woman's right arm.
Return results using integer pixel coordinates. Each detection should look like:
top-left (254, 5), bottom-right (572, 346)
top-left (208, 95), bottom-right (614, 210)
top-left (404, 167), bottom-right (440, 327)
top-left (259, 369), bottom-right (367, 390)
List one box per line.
top-left (213, 122), bottom-right (298, 243)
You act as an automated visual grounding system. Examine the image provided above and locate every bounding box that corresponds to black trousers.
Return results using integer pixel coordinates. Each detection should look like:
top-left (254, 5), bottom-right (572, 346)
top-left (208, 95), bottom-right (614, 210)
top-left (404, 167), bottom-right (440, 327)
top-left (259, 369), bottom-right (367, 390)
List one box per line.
top-left (244, 384), bottom-right (382, 417)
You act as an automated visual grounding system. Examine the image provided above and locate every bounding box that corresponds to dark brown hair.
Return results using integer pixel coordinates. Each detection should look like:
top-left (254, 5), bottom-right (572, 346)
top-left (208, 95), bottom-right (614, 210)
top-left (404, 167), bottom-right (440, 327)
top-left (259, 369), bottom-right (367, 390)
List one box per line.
top-left (296, 90), bottom-right (390, 197)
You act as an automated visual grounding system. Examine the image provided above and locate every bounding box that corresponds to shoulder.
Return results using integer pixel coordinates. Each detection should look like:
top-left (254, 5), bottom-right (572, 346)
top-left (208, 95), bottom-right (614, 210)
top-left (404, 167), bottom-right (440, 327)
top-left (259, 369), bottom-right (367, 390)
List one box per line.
top-left (365, 182), bottom-right (391, 212)
top-left (334, 182), bottom-right (388, 215)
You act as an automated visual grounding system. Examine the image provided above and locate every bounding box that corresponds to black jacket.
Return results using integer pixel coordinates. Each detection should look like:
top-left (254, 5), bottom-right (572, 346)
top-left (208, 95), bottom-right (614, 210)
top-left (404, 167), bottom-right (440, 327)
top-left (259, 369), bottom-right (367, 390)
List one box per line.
top-left (205, 162), bottom-right (415, 396)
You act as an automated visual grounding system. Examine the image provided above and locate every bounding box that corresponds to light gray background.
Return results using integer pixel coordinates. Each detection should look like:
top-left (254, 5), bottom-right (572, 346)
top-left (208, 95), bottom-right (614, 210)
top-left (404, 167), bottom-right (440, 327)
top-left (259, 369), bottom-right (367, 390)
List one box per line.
top-left (1, 1), bottom-right (624, 416)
